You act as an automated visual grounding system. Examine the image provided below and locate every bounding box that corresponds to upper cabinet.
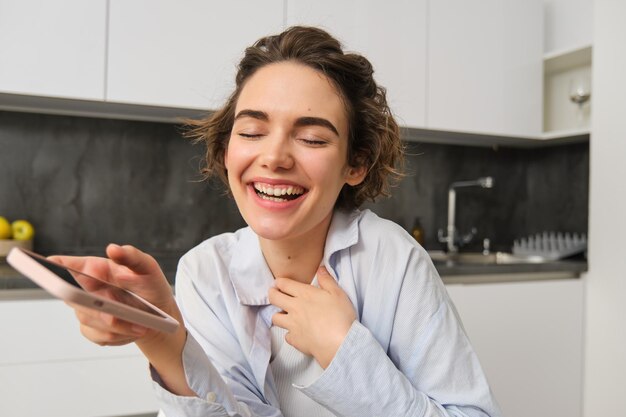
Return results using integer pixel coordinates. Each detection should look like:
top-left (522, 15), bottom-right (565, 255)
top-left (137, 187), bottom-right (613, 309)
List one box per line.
top-left (0, 0), bottom-right (106, 101)
top-left (286, 0), bottom-right (427, 128)
top-left (0, 0), bottom-right (548, 141)
top-left (427, 0), bottom-right (543, 137)
top-left (286, 0), bottom-right (544, 137)
top-left (107, 0), bottom-right (284, 110)
top-left (543, 0), bottom-right (593, 55)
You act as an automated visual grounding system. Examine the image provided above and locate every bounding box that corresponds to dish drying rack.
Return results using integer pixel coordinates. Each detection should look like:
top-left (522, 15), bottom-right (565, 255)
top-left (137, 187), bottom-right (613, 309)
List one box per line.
top-left (512, 232), bottom-right (587, 260)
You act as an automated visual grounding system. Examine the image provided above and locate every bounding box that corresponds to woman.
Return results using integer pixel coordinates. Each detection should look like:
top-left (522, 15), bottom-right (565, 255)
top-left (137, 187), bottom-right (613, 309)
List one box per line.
top-left (56, 26), bottom-right (501, 417)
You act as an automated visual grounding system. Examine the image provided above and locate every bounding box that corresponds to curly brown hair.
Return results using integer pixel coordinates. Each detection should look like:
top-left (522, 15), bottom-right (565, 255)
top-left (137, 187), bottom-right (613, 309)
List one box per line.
top-left (186, 26), bottom-right (404, 210)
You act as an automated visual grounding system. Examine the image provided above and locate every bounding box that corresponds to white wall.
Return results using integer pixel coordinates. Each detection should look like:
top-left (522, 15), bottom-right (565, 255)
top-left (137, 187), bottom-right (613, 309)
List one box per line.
top-left (584, 0), bottom-right (626, 415)
top-left (544, 0), bottom-right (593, 53)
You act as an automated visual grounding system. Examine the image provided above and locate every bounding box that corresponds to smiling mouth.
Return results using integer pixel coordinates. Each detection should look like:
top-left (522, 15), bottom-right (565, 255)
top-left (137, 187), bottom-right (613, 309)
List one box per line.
top-left (252, 182), bottom-right (307, 202)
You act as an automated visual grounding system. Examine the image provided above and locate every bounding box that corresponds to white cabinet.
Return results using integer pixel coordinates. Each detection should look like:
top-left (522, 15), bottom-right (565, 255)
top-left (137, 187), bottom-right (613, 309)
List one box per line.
top-left (428, 0), bottom-right (543, 137)
top-left (0, 0), bottom-right (106, 101)
top-left (446, 278), bottom-right (583, 417)
top-left (543, 0), bottom-right (593, 55)
top-left (0, 299), bottom-right (157, 417)
top-left (286, 0), bottom-right (427, 128)
top-left (107, 0), bottom-right (284, 109)
top-left (0, 0), bottom-right (546, 140)
top-left (287, 0), bottom-right (543, 137)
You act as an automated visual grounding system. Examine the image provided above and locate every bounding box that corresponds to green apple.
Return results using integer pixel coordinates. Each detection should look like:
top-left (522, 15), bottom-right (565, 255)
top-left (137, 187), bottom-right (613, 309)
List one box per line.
top-left (0, 216), bottom-right (11, 239)
top-left (11, 220), bottom-right (35, 241)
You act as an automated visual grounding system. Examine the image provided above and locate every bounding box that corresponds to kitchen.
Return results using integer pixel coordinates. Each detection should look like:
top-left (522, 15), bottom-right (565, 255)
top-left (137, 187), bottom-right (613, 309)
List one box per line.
top-left (0, 1), bottom-right (624, 416)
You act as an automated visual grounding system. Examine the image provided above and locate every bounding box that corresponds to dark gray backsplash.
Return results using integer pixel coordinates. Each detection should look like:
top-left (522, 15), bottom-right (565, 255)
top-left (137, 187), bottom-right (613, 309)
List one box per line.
top-left (0, 111), bottom-right (245, 259)
top-left (368, 141), bottom-right (589, 252)
top-left (0, 111), bottom-right (588, 256)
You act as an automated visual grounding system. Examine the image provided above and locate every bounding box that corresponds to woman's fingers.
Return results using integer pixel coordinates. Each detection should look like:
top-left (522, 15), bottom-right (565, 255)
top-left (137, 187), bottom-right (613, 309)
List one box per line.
top-left (316, 266), bottom-right (340, 292)
top-left (268, 287), bottom-right (294, 312)
top-left (72, 303), bottom-right (147, 339)
top-left (48, 254), bottom-right (85, 270)
top-left (273, 277), bottom-right (309, 298)
top-left (79, 323), bottom-right (139, 347)
top-left (104, 244), bottom-right (173, 306)
top-left (48, 255), bottom-right (117, 293)
top-left (106, 244), bottom-right (160, 276)
top-left (271, 310), bottom-right (290, 328)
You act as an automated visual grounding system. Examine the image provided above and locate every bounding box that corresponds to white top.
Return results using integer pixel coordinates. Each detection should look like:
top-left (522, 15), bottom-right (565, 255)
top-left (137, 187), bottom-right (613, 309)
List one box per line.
top-left (270, 326), bottom-right (336, 417)
top-left (269, 276), bottom-right (337, 417)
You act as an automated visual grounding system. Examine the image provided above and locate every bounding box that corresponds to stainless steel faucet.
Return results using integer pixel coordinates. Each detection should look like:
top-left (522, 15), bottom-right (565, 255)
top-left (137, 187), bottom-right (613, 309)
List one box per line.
top-left (438, 176), bottom-right (494, 253)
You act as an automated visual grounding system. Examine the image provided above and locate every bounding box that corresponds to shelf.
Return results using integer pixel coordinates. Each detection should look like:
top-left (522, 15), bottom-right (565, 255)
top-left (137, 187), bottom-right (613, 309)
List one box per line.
top-left (544, 44), bottom-right (592, 74)
top-left (401, 127), bottom-right (589, 148)
top-left (541, 128), bottom-right (590, 140)
top-left (543, 44), bottom-right (593, 134)
top-left (0, 92), bottom-right (208, 124)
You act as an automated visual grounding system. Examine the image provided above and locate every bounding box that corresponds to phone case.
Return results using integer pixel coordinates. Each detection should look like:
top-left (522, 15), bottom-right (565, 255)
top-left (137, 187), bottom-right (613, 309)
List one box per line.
top-left (7, 247), bottom-right (179, 334)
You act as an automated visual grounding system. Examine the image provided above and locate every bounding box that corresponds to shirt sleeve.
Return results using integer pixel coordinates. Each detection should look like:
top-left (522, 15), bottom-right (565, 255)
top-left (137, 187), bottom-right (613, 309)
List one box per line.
top-left (149, 253), bottom-right (284, 417)
top-left (150, 332), bottom-right (283, 417)
top-left (295, 249), bottom-right (502, 417)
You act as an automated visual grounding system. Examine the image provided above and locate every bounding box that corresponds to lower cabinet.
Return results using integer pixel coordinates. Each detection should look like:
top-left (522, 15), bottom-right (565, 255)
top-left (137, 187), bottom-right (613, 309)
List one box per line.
top-left (2, 278), bottom-right (584, 416)
top-left (0, 298), bottom-right (158, 417)
top-left (445, 277), bottom-right (584, 417)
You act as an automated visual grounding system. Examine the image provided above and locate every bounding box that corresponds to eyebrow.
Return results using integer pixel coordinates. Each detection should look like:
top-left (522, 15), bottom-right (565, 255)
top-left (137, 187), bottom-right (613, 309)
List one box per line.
top-left (234, 109), bottom-right (339, 136)
top-left (234, 109), bottom-right (269, 122)
top-left (294, 117), bottom-right (339, 136)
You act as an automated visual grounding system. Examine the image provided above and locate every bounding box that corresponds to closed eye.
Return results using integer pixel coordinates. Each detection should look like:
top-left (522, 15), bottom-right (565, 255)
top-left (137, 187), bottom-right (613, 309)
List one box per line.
top-left (300, 138), bottom-right (327, 146)
top-left (239, 133), bottom-right (263, 139)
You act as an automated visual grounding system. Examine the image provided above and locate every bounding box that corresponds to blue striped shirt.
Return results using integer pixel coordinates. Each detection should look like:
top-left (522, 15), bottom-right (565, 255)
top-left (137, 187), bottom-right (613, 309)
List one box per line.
top-left (152, 209), bottom-right (501, 417)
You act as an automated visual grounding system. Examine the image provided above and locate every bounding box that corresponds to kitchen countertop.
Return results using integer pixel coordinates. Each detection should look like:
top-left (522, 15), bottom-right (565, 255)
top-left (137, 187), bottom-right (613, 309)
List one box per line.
top-left (434, 259), bottom-right (587, 284)
top-left (433, 258), bottom-right (587, 276)
top-left (0, 253), bottom-right (588, 300)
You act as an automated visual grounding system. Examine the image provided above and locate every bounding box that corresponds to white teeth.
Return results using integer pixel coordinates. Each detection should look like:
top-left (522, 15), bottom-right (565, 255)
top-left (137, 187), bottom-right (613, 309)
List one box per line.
top-left (259, 194), bottom-right (287, 202)
top-left (253, 182), bottom-right (304, 197)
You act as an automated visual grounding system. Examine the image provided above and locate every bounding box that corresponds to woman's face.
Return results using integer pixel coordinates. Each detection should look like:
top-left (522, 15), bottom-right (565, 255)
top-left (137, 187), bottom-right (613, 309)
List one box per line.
top-left (225, 61), bottom-right (365, 242)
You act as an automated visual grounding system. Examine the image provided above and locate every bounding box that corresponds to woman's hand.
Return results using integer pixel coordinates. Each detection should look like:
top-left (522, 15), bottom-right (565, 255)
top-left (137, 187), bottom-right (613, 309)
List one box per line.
top-left (269, 266), bottom-right (356, 369)
top-left (51, 244), bottom-right (195, 396)
top-left (50, 243), bottom-right (179, 346)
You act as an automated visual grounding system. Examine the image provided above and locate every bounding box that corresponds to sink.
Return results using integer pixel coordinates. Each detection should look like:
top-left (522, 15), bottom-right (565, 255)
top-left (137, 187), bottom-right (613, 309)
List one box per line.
top-left (428, 251), bottom-right (549, 265)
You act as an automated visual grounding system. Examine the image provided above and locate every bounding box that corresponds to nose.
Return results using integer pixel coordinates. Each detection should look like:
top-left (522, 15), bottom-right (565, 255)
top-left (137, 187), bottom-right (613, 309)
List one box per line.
top-left (258, 134), bottom-right (294, 171)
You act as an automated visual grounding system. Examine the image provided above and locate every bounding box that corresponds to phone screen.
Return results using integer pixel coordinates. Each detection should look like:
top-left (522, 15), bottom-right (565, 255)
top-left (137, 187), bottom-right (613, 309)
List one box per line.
top-left (27, 252), bottom-right (165, 318)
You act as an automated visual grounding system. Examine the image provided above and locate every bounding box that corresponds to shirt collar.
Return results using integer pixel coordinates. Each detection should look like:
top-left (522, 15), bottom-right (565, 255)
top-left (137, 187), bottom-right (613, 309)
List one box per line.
top-left (228, 209), bottom-right (361, 306)
top-left (323, 209), bottom-right (360, 263)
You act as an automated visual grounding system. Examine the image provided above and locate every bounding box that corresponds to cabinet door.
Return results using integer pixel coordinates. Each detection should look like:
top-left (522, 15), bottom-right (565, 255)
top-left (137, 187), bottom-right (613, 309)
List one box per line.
top-left (0, 0), bottom-right (106, 100)
top-left (0, 299), bottom-right (156, 416)
top-left (544, 0), bottom-right (593, 54)
top-left (107, 0), bottom-right (284, 110)
top-left (286, 0), bottom-right (427, 128)
top-left (446, 279), bottom-right (583, 417)
top-left (428, 0), bottom-right (543, 137)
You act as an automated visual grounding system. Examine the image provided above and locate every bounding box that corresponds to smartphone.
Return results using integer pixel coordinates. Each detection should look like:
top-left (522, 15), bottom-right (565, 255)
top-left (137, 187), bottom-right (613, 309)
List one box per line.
top-left (7, 247), bottom-right (179, 333)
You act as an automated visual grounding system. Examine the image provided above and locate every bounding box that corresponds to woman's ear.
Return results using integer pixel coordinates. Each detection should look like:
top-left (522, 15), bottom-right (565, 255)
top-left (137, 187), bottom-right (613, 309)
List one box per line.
top-left (345, 165), bottom-right (367, 186)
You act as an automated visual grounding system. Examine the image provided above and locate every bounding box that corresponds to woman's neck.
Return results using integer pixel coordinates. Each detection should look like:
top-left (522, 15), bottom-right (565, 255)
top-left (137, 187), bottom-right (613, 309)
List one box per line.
top-left (259, 213), bottom-right (333, 284)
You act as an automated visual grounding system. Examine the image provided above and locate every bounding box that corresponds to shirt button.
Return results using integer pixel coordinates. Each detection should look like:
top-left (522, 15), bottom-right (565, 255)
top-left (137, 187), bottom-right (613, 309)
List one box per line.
top-left (206, 392), bottom-right (217, 402)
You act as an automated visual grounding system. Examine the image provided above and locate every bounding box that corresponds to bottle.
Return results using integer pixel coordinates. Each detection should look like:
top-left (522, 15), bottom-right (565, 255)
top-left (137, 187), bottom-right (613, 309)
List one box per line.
top-left (411, 217), bottom-right (425, 246)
